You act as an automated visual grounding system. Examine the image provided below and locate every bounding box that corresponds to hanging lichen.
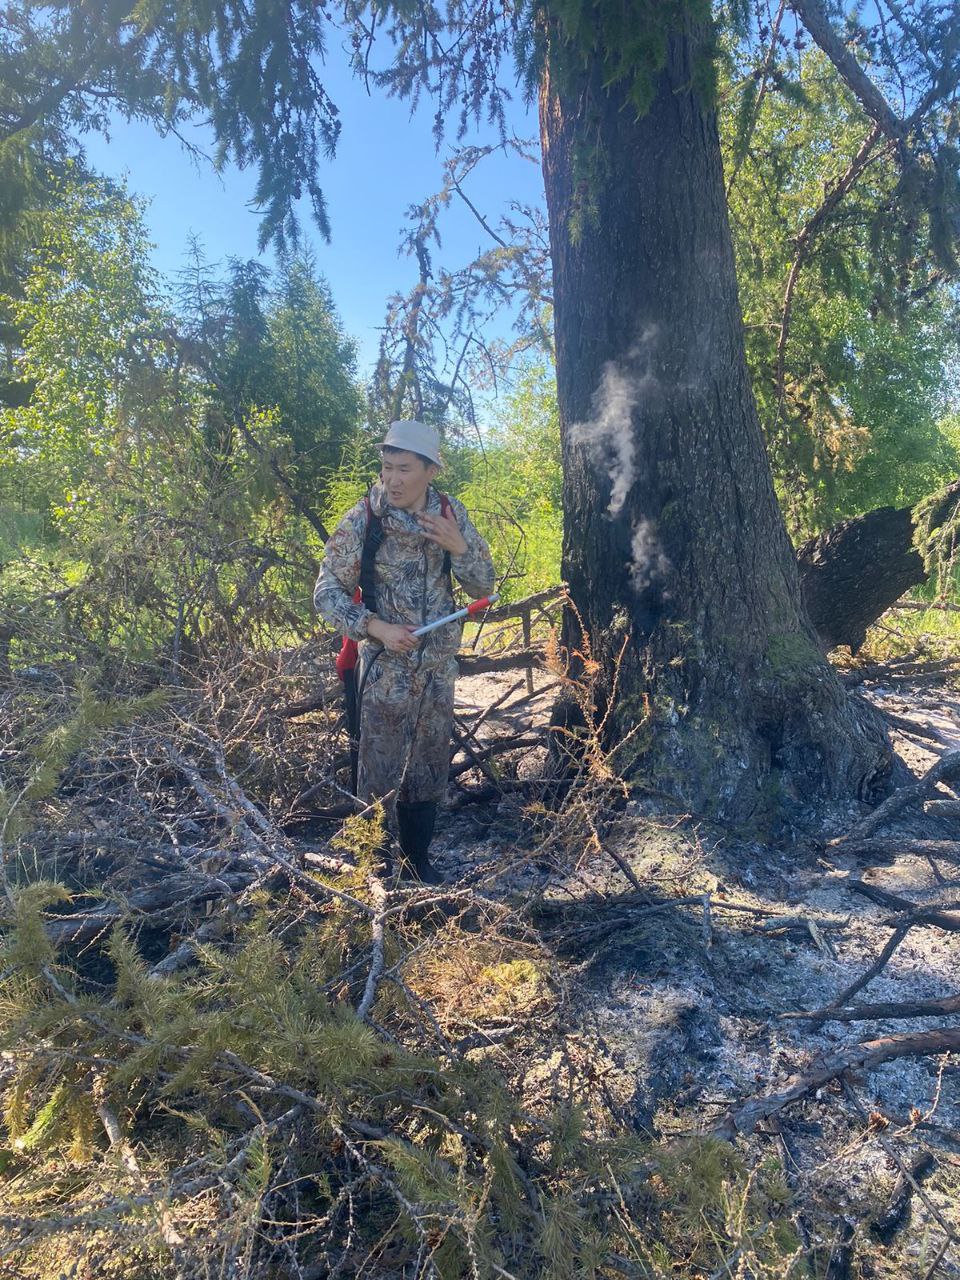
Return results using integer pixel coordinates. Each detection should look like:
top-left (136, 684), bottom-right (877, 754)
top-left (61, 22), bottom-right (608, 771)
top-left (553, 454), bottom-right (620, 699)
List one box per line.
top-left (912, 480), bottom-right (960, 595)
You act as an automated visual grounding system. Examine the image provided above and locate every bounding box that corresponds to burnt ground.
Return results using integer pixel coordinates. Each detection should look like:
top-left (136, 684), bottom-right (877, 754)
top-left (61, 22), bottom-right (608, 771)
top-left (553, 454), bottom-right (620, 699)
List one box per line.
top-left (431, 666), bottom-right (960, 1278)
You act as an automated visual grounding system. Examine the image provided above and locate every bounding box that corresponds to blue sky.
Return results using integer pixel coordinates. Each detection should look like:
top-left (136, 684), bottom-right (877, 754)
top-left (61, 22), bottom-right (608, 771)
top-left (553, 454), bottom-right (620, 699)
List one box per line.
top-left (81, 47), bottom-right (544, 380)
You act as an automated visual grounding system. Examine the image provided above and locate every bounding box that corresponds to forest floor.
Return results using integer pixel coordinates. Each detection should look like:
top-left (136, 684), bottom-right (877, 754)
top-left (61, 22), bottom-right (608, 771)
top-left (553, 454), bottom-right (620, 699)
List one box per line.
top-left (428, 663), bottom-right (960, 1278)
top-left (4, 641), bottom-right (960, 1277)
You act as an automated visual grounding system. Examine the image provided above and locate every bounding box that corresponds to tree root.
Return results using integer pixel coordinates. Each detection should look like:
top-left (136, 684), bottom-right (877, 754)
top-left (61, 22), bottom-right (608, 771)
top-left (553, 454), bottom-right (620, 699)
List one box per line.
top-left (829, 750), bottom-right (960, 848)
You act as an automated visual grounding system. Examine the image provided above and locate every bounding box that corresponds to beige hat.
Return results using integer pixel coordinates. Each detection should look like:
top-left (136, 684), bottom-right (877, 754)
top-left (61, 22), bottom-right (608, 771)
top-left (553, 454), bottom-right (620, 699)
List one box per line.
top-left (381, 420), bottom-right (442, 467)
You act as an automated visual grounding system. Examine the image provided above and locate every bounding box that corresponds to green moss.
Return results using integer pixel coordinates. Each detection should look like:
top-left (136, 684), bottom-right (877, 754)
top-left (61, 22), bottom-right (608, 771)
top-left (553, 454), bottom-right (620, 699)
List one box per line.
top-left (763, 632), bottom-right (822, 680)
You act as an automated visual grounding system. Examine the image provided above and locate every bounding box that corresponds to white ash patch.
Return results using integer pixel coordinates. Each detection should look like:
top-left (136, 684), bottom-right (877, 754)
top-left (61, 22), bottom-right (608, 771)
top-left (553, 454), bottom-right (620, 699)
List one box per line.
top-left (438, 667), bottom-right (960, 1269)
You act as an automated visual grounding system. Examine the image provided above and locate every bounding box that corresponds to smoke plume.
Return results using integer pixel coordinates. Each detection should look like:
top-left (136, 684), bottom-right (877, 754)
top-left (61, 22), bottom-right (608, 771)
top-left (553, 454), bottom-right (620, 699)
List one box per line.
top-left (630, 519), bottom-right (672, 595)
top-left (569, 327), bottom-right (659, 517)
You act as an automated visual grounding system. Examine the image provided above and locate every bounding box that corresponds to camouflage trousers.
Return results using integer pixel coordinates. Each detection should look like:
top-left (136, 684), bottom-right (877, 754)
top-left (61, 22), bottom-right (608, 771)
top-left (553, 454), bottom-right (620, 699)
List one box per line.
top-left (357, 651), bottom-right (456, 816)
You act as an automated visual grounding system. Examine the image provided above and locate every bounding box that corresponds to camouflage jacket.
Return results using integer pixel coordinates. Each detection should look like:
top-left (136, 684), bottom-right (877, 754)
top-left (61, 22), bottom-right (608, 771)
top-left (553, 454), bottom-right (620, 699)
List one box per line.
top-left (314, 483), bottom-right (496, 671)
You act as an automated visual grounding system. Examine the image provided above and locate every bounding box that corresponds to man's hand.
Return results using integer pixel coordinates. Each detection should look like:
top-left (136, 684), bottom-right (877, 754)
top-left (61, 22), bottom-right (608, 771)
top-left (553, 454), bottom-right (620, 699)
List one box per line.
top-left (417, 508), bottom-right (468, 556)
top-left (367, 617), bottom-right (421, 654)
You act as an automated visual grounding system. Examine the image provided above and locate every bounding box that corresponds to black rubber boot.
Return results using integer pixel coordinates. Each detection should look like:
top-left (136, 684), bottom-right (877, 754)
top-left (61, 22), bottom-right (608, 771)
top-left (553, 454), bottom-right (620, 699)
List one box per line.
top-left (395, 801), bottom-right (443, 885)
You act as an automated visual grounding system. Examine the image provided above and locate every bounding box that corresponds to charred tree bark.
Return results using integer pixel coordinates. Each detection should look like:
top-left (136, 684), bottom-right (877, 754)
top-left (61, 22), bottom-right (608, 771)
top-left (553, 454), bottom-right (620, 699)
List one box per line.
top-left (539, 14), bottom-right (891, 822)
top-left (798, 481), bottom-right (960, 653)
top-left (798, 507), bottom-right (925, 652)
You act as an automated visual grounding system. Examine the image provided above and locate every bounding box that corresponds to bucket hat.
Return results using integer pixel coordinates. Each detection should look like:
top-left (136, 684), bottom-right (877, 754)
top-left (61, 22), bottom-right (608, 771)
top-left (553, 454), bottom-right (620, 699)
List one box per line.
top-left (381, 420), bottom-right (442, 467)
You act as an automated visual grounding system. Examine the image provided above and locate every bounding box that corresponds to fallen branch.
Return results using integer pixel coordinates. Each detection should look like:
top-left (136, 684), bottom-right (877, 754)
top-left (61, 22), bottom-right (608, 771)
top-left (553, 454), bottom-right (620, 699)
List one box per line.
top-left (45, 870), bottom-right (254, 948)
top-left (782, 993), bottom-right (960, 1023)
top-left (840, 1078), bottom-right (954, 1252)
top-left (841, 655), bottom-right (960, 687)
top-left (475, 586), bottom-right (563, 625)
top-left (881, 711), bottom-right (944, 743)
top-left (829, 750), bottom-right (960, 847)
top-left (924, 798), bottom-right (960, 819)
top-left (356, 876), bottom-right (389, 1021)
top-left (871, 1151), bottom-right (937, 1244)
top-left (457, 649), bottom-right (544, 676)
top-left (448, 734), bottom-right (543, 779)
top-left (716, 1028), bottom-right (960, 1139)
top-left (831, 838), bottom-right (960, 864)
top-left (826, 923), bottom-right (914, 1014)
top-left (847, 879), bottom-right (960, 932)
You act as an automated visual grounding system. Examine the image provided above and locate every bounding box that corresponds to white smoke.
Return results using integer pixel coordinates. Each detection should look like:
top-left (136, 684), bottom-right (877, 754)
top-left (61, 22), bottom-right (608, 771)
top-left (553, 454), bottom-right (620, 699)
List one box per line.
top-left (569, 327), bottom-right (660, 517)
top-left (630, 519), bottom-right (672, 595)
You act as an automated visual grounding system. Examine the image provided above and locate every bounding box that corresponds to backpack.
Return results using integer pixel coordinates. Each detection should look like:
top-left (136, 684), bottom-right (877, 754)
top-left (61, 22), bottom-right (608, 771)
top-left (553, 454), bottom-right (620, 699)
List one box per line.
top-left (335, 489), bottom-right (454, 680)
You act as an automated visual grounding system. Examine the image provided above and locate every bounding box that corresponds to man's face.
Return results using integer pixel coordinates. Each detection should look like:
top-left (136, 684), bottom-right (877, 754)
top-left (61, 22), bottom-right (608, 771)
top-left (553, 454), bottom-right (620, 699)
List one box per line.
top-left (381, 449), bottom-right (438, 512)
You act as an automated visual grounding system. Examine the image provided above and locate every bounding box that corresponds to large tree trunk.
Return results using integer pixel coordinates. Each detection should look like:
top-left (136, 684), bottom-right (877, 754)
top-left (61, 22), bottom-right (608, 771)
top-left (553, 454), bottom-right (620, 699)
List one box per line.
top-left (538, 13), bottom-right (891, 822)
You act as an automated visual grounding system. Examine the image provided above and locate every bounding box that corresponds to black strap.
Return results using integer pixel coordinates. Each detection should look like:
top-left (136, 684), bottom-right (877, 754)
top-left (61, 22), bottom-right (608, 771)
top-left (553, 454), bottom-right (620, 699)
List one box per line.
top-left (358, 497), bottom-right (384, 614)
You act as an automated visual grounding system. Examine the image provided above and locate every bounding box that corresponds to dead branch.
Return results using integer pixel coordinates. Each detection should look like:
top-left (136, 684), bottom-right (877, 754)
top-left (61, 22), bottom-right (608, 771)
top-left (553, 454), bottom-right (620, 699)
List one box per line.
top-left (277, 688), bottom-right (337, 719)
top-left (842, 655), bottom-right (960, 686)
top-left (452, 716), bottom-right (504, 789)
top-left (840, 1079), bottom-right (951, 1251)
top-left (824, 923), bottom-right (914, 1012)
top-left (924, 799), bottom-right (960, 818)
top-left (476, 587), bottom-right (564, 625)
top-left (782, 993), bottom-right (960, 1023)
top-left (448, 734), bottom-right (543, 779)
top-left (356, 876), bottom-right (389, 1021)
top-left (893, 600), bottom-right (960, 614)
top-left (457, 648), bottom-right (544, 675)
top-left (716, 1028), bottom-right (960, 1140)
top-left (829, 750), bottom-right (960, 847)
top-left (847, 879), bottom-right (960, 931)
top-left (44, 870), bottom-right (254, 948)
top-left (832, 838), bottom-right (960, 864)
top-left (882, 711), bottom-right (944, 742)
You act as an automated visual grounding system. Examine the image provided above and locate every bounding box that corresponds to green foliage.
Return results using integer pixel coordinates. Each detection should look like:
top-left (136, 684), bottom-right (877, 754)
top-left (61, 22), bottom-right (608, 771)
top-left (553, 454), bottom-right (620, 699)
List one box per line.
top-left (0, 174), bottom-right (363, 662)
top-left (722, 46), bottom-right (960, 536)
top-left (455, 362), bottom-right (562, 601)
top-left (537, 0), bottom-right (714, 116)
top-left (0, 0), bottom-right (341, 252)
top-left (912, 479), bottom-right (960, 595)
top-left (191, 251), bottom-right (364, 487)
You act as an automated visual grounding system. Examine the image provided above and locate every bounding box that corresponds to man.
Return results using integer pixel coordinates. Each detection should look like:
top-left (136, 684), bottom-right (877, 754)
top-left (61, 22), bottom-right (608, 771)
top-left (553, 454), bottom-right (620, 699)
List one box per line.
top-left (314, 420), bottom-right (496, 883)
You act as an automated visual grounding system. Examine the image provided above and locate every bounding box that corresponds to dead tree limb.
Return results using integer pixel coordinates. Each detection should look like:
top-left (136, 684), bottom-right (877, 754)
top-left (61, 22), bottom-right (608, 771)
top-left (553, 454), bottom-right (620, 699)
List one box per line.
top-left (44, 871), bottom-right (254, 948)
top-left (847, 879), bottom-right (960, 931)
top-left (356, 877), bottom-right (389, 1021)
top-left (881, 711), bottom-right (944, 743)
top-left (839, 1079), bottom-right (952, 1251)
top-left (870, 1152), bottom-right (936, 1244)
top-left (457, 649), bottom-right (544, 676)
top-left (835, 838), bottom-right (960, 864)
top-left (829, 750), bottom-right (960, 847)
top-left (448, 735), bottom-right (543, 779)
top-left (477, 586), bottom-right (563, 625)
top-left (716, 1028), bottom-right (960, 1140)
top-left (825, 923), bottom-right (914, 1013)
top-left (924, 799), bottom-right (960, 819)
top-left (782, 993), bottom-right (960, 1023)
